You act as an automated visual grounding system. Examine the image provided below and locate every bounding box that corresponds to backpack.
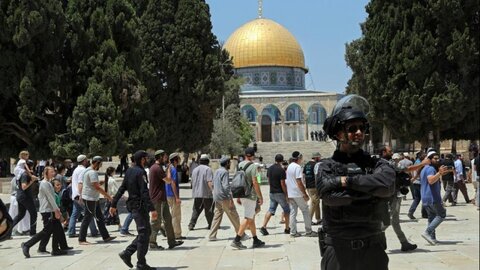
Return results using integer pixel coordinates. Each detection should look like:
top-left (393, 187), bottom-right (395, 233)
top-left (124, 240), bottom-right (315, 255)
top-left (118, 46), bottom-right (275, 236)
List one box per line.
top-left (231, 162), bottom-right (254, 198)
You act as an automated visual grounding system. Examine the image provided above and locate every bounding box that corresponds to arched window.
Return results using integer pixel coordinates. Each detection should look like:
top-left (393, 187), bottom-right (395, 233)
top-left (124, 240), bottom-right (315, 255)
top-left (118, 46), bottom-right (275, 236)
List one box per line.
top-left (285, 104), bottom-right (302, 121)
top-left (308, 103), bottom-right (327, 124)
top-left (241, 105), bottom-right (257, 122)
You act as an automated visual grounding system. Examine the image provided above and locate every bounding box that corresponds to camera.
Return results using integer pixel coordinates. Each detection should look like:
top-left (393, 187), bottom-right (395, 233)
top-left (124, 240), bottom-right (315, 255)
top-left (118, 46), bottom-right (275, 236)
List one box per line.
top-left (395, 170), bottom-right (411, 195)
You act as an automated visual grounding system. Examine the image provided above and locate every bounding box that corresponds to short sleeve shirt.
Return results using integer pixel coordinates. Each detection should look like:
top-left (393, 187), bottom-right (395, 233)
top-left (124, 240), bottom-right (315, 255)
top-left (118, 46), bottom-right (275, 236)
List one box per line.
top-left (420, 165), bottom-right (442, 205)
top-left (166, 165), bottom-right (179, 198)
top-left (191, 164), bottom-right (213, 198)
top-left (267, 164), bottom-right (286, 194)
top-left (17, 173), bottom-right (33, 199)
top-left (238, 160), bottom-right (258, 200)
top-left (149, 163), bottom-right (166, 203)
top-left (82, 167), bottom-right (100, 201)
top-left (286, 162), bottom-right (304, 198)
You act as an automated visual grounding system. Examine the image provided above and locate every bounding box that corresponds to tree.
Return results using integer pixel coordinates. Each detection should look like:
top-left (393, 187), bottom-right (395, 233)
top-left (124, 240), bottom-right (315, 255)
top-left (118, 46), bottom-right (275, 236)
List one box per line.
top-left (0, 0), bottom-right (68, 157)
top-left (138, 0), bottom-right (227, 153)
top-left (51, 0), bottom-right (154, 157)
top-left (346, 0), bottom-right (480, 148)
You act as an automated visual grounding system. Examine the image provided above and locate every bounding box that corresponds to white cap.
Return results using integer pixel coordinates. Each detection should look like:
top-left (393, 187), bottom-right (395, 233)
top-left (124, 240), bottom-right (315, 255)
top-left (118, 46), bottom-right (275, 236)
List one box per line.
top-left (392, 153), bottom-right (401, 160)
top-left (200, 154), bottom-right (209, 160)
top-left (77, 154), bottom-right (87, 163)
top-left (427, 151), bottom-right (437, 158)
top-left (403, 152), bottom-right (409, 157)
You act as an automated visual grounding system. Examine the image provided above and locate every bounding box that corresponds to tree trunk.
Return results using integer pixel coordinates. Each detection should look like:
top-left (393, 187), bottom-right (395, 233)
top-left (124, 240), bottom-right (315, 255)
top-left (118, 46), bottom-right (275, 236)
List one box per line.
top-left (451, 140), bottom-right (457, 155)
top-left (382, 124), bottom-right (391, 146)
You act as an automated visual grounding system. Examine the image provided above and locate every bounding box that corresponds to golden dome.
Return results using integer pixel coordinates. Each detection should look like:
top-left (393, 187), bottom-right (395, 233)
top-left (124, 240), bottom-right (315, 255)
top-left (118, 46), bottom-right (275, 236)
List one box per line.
top-left (224, 18), bottom-right (306, 71)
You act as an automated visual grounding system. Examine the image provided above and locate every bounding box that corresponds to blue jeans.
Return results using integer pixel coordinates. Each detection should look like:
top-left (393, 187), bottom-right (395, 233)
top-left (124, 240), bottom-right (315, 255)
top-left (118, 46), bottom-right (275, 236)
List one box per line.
top-left (408, 184), bottom-right (421, 214)
top-left (425, 203), bottom-right (446, 237)
top-left (68, 200), bottom-right (98, 236)
top-left (120, 212), bottom-right (133, 234)
top-left (268, 193), bottom-right (290, 215)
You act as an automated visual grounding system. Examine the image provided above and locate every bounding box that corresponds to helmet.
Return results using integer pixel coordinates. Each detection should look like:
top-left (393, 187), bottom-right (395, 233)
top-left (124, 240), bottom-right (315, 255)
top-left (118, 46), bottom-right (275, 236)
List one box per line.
top-left (323, 94), bottom-right (370, 140)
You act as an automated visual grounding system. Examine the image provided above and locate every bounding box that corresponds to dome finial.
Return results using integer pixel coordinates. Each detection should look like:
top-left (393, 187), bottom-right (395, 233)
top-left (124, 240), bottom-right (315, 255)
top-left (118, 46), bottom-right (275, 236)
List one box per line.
top-left (258, 0), bottom-right (263, 18)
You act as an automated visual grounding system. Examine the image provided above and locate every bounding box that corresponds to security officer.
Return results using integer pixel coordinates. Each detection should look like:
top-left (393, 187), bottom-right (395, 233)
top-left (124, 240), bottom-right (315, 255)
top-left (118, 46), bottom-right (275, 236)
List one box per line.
top-left (316, 95), bottom-right (396, 270)
top-left (110, 150), bottom-right (157, 270)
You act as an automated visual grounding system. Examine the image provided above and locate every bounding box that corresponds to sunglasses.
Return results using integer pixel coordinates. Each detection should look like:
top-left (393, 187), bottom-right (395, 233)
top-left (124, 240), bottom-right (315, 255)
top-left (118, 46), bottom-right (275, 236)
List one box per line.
top-left (346, 124), bottom-right (366, 133)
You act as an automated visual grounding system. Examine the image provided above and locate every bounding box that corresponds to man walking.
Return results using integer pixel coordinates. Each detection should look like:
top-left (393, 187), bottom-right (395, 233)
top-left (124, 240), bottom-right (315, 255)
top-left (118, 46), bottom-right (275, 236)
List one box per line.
top-left (453, 154), bottom-right (470, 204)
top-left (231, 147), bottom-right (265, 249)
top-left (166, 153), bottom-right (184, 239)
top-left (208, 157), bottom-right (241, 240)
top-left (286, 151), bottom-right (317, 237)
top-left (67, 154), bottom-right (98, 238)
top-left (111, 150), bottom-right (157, 270)
top-left (188, 154), bottom-right (214, 230)
top-left (380, 146), bottom-right (417, 252)
top-left (420, 150), bottom-right (449, 245)
top-left (259, 154), bottom-right (290, 235)
top-left (78, 156), bottom-right (115, 245)
top-left (304, 152), bottom-right (322, 225)
top-left (148, 150), bottom-right (183, 250)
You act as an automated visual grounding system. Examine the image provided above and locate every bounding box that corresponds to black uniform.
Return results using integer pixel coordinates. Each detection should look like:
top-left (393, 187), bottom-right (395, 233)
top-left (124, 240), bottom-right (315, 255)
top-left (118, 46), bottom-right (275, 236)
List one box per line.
top-left (112, 164), bottom-right (154, 268)
top-left (316, 149), bottom-right (395, 270)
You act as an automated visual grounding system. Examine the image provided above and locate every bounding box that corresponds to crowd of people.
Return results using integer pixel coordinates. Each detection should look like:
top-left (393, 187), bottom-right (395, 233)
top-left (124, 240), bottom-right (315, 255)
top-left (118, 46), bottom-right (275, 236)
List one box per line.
top-left (1, 140), bottom-right (478, 269)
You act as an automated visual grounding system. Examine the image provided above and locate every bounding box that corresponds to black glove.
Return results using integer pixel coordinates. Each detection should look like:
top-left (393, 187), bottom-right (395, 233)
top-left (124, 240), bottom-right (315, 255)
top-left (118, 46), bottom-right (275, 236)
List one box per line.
top-left (317, 175), bottom-right (342, 194)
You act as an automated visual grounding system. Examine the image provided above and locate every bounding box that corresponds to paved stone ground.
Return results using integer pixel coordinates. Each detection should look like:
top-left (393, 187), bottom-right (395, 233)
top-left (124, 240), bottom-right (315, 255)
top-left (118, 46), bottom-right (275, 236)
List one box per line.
top-left (0, 183), bottom-right (478, 270)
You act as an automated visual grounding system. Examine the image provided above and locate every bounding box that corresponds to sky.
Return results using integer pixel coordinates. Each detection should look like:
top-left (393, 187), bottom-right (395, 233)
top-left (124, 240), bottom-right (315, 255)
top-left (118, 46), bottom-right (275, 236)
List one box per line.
top-left (205, 0), bottom-right (370, 93)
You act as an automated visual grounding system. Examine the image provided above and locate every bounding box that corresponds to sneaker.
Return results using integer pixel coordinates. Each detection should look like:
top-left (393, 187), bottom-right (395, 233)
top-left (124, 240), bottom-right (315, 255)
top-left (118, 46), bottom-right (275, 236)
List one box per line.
top-left (305, 231), bottom-right (318, 237)
top-left (259, 227), bottom-right (269, 236)
top-left (51, 250), bottom-right (68, 256)
top-left (241, 234), bottom-right (250, 241)
top-left (103, 236), bottom-right (117, 242)
top-left (407, 213), bottom-right (416, 220)
top-left (284, 228), bottom-right (291, 234)
top-left (421, 231), bottom-right (436, 245)
top-left (168, 240), bottom-right (184, 249)
top-left (252, 239), bottom-right (265, 248)
top-left (149, 243), bottom-right (165, 250)
top-left (290, 233), bottom-right (301, 238)
top-left (21, 242), bottom-right (30, 258)
top-left (401, 242), bottom-right (418, 252)
top-left (119, 251), bottom-right (133, 268)
top-left (231, 240), bottom-right (247, 249)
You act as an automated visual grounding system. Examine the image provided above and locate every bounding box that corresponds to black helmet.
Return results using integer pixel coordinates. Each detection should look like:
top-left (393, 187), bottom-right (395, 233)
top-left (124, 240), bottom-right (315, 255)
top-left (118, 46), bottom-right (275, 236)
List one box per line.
top-left (323, 94), bottom-right (370, 140)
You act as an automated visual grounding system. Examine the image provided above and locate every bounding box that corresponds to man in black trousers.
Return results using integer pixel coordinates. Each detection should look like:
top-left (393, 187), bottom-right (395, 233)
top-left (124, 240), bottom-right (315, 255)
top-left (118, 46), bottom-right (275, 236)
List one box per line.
top-left (110, 150), bottom-right (157, 270)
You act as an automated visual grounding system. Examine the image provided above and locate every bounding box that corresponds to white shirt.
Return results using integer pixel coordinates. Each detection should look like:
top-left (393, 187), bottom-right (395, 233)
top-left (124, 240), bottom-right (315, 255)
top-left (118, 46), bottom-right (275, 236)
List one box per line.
top-left (471, 159), bottom-right (478, 181)
top-left (286, 162), bottom-right (304, 198)
top-left (71, 165), bottom-right (86, 200)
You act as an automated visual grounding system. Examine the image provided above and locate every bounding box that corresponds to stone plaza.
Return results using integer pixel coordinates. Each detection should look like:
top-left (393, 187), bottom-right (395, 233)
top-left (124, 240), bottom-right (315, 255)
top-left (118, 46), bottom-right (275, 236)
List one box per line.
top-left (0, 182), bottom-right (478, 270)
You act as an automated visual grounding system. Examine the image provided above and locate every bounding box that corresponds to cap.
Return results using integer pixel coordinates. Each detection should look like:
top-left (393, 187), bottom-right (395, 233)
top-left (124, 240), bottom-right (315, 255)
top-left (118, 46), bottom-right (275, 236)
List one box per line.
top-left (427, 151), bottom-right (437, 159)
top-left (312, 152), bottom-right (321, 158)
top-left (291, 151), bottom-right (303, 160)
top-left (155, 150), bottom-right (165, 156)
top-left (77, 154), bottom-right (87, 163)
top-left (245, 147), bottom-right (255, 156)
top-left (274, 154), bottom-right (284, 162)
top-left (220, 157), bottom-right (230, 166)
top-left (200, 154), bottom-right (209, 160)
top-left (403, 152), bottom-right (409, 157)
top-left (92, 156), bottom-right (103, 163)
top-left (64, 159), bottom-right (72, 163)
top-left (392, 153), bottom-right (401, 160)
top-left (169, 153), bottom-right (179, 160)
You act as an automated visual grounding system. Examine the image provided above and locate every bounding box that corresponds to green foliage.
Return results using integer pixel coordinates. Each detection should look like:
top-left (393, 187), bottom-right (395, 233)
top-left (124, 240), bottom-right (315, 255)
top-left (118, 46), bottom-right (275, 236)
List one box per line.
top-left (346, 0), bottom-right (480, 145)
top-left (1, 0), bottom-right (233, 158)
top-left (139, 0), bottom-right (228, 152)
